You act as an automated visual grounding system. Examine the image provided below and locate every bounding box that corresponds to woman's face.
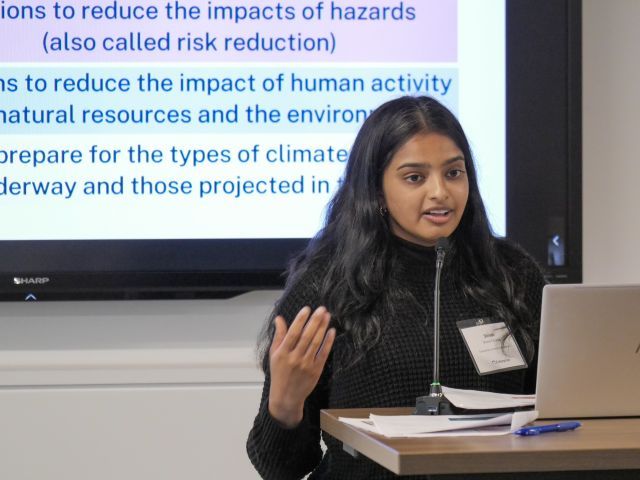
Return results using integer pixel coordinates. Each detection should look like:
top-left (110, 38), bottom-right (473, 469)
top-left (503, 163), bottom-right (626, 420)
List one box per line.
top-left (382, 132), bottom-right (469, 247)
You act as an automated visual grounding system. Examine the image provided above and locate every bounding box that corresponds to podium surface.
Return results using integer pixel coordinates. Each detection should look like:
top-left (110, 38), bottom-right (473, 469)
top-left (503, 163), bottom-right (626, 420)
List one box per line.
top-left (320, 408), bottom-right (640, 476)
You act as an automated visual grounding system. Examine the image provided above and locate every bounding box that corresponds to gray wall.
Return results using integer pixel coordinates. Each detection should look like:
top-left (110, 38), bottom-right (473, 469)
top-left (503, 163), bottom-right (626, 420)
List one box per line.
top-left (583, 0), bottom-right (640, 283)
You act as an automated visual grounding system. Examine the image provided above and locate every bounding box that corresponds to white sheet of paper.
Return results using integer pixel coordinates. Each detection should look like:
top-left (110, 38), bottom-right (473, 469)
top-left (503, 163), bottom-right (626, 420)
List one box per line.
top-left (339, 417), bottom-right (380, 435)
top-left (338, 410), bottom-right (538, 438)
top-left (442, 386), bottom-right (535, 409)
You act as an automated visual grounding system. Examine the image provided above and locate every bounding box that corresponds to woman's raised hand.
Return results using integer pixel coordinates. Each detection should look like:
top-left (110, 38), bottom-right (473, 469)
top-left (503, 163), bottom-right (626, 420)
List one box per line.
top-left (268, 306), bottom-right (336, 428)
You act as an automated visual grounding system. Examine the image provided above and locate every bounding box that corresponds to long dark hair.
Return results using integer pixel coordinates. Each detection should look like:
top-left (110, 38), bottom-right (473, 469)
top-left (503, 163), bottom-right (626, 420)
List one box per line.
top-left (259, 96), bottom-right (538, 371)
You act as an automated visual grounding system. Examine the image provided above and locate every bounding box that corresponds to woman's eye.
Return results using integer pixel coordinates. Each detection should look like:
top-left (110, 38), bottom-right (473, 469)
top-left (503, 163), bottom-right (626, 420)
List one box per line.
top-left (447, 169), bottom-right (465, 178)
top-left (405, 174), bottom-right (424, 183)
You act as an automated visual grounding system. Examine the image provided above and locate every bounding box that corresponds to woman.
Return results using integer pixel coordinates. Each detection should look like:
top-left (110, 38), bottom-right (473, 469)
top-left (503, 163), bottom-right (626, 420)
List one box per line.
top-left (246, 96), bottom-right (546, 479)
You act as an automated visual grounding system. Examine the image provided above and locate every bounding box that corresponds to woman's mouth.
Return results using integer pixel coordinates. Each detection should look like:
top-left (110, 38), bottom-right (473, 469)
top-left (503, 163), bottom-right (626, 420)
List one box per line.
top-left (423, 209), bottom-right (452, 225)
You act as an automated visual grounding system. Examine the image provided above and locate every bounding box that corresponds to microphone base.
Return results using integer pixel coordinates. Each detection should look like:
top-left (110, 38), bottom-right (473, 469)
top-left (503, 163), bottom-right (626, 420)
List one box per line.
top-left (414, 394), bottom-right (461, 415)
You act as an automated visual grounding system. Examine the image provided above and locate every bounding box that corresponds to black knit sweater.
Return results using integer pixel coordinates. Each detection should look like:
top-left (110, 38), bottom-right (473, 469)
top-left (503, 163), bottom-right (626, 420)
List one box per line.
top-left (247, 238), bottom-right (546, 479)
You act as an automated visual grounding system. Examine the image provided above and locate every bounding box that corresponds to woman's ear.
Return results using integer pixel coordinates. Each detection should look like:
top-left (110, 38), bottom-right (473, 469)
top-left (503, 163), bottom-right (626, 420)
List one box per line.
top-left (378, 194), bottom-right (388, 217)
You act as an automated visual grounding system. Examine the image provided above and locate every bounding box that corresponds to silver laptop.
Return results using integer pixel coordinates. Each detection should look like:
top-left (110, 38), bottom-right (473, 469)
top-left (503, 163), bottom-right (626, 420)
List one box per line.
top-left (535, 283), bottom-right (640, 419)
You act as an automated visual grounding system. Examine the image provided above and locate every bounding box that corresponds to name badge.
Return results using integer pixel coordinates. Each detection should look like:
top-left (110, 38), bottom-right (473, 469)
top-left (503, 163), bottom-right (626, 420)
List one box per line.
top-left (456, 318), bottom-right (527, 375)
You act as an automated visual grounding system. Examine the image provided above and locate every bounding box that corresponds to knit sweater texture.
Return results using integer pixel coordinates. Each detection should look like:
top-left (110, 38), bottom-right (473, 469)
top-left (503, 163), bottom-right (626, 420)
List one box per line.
top-left (247, 238), bottom-right (546, 480)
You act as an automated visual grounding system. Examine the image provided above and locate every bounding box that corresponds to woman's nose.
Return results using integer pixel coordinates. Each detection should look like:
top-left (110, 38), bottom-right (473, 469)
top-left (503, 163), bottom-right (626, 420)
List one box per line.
top-left (426, 174), bottom-right (448, 200)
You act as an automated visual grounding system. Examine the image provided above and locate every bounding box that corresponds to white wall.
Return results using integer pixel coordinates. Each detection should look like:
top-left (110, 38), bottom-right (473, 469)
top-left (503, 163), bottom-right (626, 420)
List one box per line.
top-left (583, 0), bottom-right (640, 283)
top-left (0, 295), bottom-right (274, 480)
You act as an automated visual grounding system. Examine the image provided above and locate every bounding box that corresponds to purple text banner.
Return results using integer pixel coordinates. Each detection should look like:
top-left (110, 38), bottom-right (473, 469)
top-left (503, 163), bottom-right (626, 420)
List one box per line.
top-left (0, 0), bottom-right (457, 62)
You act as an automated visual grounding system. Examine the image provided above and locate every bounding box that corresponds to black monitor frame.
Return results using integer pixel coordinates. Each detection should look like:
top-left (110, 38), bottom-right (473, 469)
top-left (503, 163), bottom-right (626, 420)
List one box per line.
top-left (0, 0), bottom-right (582, 300)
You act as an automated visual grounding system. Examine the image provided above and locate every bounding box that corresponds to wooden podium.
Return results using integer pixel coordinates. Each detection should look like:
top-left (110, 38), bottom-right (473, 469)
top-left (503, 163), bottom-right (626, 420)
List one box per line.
top-left (320, 408), bottom-right (640, 476)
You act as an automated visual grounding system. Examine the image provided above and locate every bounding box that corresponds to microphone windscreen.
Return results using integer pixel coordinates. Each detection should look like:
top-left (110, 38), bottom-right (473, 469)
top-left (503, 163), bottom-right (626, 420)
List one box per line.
top-left (436, 237), bottom-right (450, 253)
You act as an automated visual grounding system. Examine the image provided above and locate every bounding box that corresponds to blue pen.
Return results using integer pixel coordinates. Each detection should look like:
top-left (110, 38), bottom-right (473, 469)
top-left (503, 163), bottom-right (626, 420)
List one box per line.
top-left (514, 421), bottom-right (582, 436)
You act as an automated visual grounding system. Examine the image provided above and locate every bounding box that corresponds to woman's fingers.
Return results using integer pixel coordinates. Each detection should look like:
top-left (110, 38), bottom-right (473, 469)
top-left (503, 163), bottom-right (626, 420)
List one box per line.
top-left (304, 311), bottom-right (332, 360)
top-left (269, 316), bottom-right (287, 354)
top-left (280, 306), bottom-right (328, 353)
top-left (296, 306), bottom-right (329, 355)
top-left (317, 327), bottom-right (336, 364)
top-left (279, 306), bottom-right (311, 351)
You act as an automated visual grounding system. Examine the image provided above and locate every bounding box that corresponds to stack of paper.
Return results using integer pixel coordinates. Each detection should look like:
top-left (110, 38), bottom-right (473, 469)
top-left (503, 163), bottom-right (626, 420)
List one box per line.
top-left (338, 387), bottom-right (538, 438)
top-left (441, 386), bottom-right (535, 410)
top-left (340, 410), bottom-right (538, 437)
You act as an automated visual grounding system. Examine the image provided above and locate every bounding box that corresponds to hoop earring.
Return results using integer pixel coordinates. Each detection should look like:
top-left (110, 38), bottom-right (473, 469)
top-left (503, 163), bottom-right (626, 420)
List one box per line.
top-left (379, 206), bottom-right (388, 217)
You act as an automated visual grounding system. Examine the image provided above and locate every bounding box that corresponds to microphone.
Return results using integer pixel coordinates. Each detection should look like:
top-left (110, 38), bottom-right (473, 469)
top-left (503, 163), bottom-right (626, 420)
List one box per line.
top-left (414, 237), bottom-right (459, 415)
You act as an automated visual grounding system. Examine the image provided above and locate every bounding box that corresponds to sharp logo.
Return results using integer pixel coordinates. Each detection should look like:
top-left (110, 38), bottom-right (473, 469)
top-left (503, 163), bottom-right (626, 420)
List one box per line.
top-left (13, 277), bottom-right (50, 285)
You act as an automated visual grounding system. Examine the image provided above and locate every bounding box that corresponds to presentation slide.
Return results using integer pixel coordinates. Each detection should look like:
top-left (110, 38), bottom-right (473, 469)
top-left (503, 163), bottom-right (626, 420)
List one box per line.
top-left (0, 0), bottom-right (505, 240)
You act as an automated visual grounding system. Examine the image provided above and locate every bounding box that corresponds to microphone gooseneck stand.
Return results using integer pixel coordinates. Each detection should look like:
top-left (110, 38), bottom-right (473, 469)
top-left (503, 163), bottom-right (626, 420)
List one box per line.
top-left (414, 237), bottom-right (460, 415)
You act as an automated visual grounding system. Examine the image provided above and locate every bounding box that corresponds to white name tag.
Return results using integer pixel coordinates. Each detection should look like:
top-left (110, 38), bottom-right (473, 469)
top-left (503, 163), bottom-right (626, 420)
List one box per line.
top-left (457, 318), bottom-right (527, 375)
